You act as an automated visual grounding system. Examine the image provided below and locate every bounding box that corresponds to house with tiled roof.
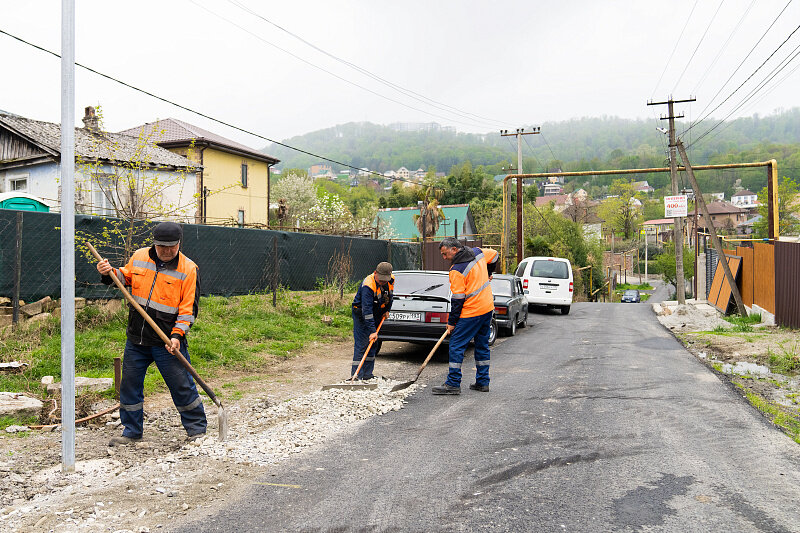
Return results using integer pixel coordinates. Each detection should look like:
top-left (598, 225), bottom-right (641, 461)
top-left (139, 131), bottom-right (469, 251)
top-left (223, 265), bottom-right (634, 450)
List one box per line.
top-left (120, 118), bottom-right (279, 226)
top-left (376, 204), bottom-right (476, 240)
top-left (0, 107), bottom-right (197, 221)
top-left (686, 200), bottom-right (746, 234)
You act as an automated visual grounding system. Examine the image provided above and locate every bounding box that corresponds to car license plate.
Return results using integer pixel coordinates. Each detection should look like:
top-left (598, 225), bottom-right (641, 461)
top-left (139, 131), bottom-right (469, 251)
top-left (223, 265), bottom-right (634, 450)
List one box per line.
top-left (539, 283), bottom-right (559, 289)
top-left (387, 311), bottom-right (423, 322)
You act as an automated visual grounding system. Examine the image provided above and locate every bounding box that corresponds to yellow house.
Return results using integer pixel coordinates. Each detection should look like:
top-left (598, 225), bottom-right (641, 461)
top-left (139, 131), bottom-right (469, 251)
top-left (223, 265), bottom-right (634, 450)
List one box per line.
top-left (120, 118), bottom-right (279, 225)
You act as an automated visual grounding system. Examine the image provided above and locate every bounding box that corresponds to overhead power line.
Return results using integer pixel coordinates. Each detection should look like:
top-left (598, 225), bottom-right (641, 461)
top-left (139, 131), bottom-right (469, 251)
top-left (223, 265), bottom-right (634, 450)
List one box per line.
top-left (224, 0), bottom-right (511, 129)
top-left (0, 28), bottom-right (502, 199)
top-left (652, 0), bottom-right (700, 98)
top-left (672, 0), bottom-right (728, 93)
top-left (689, 0), bottom-right (795, 131)
top-left (188, 0), bottom-right (502, 131)
top-left (691, 0), bottom-right (757, 96)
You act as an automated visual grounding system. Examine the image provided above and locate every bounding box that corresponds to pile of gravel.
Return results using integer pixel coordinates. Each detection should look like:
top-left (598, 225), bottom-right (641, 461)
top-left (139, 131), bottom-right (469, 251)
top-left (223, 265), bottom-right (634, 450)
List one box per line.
top-left (653, 302), bottom-right (733, 332)
top-left (190, 377), bottom-right (417, 465)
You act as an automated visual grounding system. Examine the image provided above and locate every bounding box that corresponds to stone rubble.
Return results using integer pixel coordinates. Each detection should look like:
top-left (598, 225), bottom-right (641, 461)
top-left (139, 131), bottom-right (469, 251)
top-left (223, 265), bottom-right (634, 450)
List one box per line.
top-left (0, 377), bottom-right (418, 532)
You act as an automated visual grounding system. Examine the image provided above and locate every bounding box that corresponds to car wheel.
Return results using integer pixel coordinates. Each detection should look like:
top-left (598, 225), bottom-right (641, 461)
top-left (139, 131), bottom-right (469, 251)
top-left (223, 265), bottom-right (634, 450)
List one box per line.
top-left (519, 306), bottom-right (528, 328)
top-left (561, 305), bottom-right (570, 315)
top-left (488, 319), bottom-right (497, 346)
top-left (507, 316), bottom-right (517, 336)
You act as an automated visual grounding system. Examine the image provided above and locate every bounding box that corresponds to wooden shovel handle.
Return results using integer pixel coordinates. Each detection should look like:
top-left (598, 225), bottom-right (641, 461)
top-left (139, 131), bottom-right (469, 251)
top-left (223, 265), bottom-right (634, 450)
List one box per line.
top-left (414, 328), bottom-right (449, 380)
top-left (86, 242), bottom-right (220, 406)
top-left (349, 315), bottom-right (386, 382)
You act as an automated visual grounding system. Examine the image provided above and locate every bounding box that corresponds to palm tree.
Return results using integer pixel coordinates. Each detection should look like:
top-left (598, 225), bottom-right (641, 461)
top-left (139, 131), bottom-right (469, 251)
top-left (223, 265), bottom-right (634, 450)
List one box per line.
top-left (413, 176), bottom-right (444, 239)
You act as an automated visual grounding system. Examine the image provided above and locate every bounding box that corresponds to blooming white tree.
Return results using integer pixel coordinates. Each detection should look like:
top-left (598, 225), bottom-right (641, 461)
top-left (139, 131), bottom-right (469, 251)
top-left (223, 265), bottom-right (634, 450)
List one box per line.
top-left (272, 173), bottom-right (317, 226)
top-left (298, 192), bottom-right (376, 235)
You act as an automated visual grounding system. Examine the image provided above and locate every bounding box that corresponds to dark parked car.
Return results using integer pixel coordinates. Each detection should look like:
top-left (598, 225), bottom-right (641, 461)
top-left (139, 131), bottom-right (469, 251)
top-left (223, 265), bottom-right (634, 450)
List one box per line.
top-left (621, 289), bottom-right (641, 303)
top-left (379, 270), bottom-right (497, 346)
top-left (491, 274), bottom-right (528, 336)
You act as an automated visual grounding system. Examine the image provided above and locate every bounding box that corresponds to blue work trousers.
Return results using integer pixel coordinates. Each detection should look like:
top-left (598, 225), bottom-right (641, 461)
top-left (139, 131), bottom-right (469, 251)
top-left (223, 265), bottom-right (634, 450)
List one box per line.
top-left (119, 340), bottom-right (207, 438)
top-left (445, 310), bottom-right (493, 388)
top-left (351, 310), bottom-right (382, 379)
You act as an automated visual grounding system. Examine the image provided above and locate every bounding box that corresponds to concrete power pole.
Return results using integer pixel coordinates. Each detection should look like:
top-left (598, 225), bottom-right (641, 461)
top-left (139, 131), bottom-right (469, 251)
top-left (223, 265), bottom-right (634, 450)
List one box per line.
top-left (500, 127), bottom-right (540, 264)
top-left (647, 97), bottom-right (695, 304)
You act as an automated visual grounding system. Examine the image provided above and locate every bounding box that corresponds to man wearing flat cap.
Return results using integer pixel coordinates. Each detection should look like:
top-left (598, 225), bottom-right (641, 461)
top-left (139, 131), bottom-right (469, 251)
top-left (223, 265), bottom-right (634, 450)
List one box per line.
top-left (350, 261), bottom-right (394, 380)
top-left (96, 221), bottom-right (207, 446)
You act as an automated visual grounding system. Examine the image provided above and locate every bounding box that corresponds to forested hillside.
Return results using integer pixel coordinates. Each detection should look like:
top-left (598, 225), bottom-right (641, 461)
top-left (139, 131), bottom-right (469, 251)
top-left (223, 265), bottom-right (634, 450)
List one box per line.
top-left (265, 109), bottom-right (800, 179)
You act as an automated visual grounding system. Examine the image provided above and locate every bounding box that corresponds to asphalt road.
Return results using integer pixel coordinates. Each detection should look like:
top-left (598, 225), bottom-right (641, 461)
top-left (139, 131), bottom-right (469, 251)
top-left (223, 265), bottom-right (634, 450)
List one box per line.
top-left (178, 303), bottom-right (800, 532)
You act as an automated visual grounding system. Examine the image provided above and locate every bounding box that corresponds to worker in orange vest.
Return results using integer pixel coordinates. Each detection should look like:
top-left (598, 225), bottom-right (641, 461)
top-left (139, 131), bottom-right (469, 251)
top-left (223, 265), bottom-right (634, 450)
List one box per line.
top-left (433, 238), bottom-right (498, 395)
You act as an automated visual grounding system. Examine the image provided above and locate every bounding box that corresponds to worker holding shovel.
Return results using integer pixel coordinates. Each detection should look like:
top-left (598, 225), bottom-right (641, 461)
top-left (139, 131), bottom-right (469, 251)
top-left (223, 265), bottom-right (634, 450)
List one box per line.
top-left (350, 262), bottom-right (394, 380)
top-left (432, 238), bottom-right (498, 395)
top-left (96, 222), bottom-right (207, 446)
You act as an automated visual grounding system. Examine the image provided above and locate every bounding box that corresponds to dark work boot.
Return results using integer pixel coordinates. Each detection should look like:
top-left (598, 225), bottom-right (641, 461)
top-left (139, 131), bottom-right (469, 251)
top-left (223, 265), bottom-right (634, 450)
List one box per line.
top-left (431, 384), bottom-right (461, 395)
top-left (469, 383), bottom-right (490, 392)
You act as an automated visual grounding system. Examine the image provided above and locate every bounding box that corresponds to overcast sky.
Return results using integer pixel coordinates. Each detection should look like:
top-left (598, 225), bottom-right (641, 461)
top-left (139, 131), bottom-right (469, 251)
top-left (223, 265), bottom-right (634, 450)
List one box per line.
top-left (2, 0), bottom-right (799, 153)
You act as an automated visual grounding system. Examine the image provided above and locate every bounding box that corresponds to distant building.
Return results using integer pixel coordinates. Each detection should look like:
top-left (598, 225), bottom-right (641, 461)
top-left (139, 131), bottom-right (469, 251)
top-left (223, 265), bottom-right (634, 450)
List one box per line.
top-left (686, 200), bottom-right (746, 234)
top-left (543, 183), bottom-right (563, 196)
top-left (633, 180), bottom-right (654, 193)
top-left (710, 192), bottom-right (724, 201)
top-left (309, 163), bottom-right (332, 176)
top-left (376, 204), bottom-right (477, 240)
top-left (731, 189), bottom-right (758, 209)
top-left (397, 167), bottom-right (410, 180)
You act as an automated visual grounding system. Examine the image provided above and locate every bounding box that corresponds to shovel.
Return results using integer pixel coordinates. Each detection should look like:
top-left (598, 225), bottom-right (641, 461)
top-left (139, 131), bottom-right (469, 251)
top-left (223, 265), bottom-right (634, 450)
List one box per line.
top-left (86, 242), bottom-right (228, 441)
top-left (391, 328), bottom-right (449, 392)
top-left (322, 316), bottom-right (386, 391)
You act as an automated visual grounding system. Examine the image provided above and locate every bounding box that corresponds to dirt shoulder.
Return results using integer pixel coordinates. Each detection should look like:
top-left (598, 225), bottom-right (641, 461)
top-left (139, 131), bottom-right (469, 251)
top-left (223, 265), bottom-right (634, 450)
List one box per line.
top-left (654, 301), bottom-right (800, 444)
top-left (0, 339), bottom-right (431, 532)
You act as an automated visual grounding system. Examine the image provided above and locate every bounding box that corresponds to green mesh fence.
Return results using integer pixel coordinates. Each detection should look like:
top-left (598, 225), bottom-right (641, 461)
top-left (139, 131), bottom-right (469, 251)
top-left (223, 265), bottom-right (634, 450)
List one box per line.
top-left (0, 210), bottom-right (419, 301)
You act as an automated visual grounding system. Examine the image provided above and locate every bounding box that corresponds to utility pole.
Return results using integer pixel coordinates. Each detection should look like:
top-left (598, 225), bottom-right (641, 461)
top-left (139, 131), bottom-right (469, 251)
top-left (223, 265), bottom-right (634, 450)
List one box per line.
top-left (648, 96), bottom-right (695, 304)
top-left (676, 140), bottom-right (747, 316)
top-left (500, 127), bottom-right (540, 264)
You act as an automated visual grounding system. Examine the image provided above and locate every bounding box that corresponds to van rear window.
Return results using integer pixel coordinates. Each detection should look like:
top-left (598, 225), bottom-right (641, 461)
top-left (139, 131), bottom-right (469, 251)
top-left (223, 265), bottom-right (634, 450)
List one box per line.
top-left (531, 260), bottom-right (569, 279)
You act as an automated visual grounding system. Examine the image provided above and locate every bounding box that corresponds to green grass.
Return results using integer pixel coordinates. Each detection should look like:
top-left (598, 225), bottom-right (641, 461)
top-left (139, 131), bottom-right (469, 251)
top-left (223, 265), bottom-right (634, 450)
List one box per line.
top-left (722, 313), bottom-right (761, 333)
top-left (0, 292), bottom-right (353, 398)
top-left (737, 386), bottom-right (800, 444)
top-left (616, 282), bottom-right (653, 291)
top-left (767, 341), bottom-right (800, 375)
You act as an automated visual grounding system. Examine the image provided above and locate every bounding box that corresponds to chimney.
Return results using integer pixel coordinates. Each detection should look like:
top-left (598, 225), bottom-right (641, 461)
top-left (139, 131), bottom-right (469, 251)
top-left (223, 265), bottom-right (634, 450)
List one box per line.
top-left (82, 106), bottom-right (100, 132)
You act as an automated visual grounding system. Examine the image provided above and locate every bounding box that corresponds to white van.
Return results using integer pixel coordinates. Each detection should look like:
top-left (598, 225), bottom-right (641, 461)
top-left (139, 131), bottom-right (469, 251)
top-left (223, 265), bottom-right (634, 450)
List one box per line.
top-left (515, 256), bottom-right (573, 315)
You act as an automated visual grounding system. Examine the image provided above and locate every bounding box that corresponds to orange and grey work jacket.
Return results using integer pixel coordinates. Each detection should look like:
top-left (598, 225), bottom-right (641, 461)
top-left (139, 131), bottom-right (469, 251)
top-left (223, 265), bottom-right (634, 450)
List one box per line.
top-left (447, 247), bottom-right (499, 326)
top-left (352, 273), bottom-right (394, 333)
top-left (104, 246), bottom-right (200, 346)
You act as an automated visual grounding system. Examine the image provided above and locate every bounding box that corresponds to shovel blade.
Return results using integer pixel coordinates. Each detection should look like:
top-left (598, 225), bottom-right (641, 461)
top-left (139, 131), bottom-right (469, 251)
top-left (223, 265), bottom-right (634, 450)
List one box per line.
top-left (217, 404), bottom-right (228, 441)
top-left (390, 381), bottom-right (414, 392)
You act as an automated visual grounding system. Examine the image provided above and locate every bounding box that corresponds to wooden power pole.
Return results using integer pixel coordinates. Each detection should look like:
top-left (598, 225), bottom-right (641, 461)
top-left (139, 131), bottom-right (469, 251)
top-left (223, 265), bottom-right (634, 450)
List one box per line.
top-left (676, 140), bottom-right (747, 316)
top-left (501, 127), bottom-right (540, 264)
top-left (648, 96), bottom-right (695, 304)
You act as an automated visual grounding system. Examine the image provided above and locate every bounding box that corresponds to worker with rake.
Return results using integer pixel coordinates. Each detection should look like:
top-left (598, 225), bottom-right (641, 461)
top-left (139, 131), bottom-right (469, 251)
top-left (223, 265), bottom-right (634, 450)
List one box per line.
top-left (433, 238), bottom-right (498, 395)
top-left (96, 222), bottom-right (207, 445)
top-left (350, 262), bottom-right (394, 380)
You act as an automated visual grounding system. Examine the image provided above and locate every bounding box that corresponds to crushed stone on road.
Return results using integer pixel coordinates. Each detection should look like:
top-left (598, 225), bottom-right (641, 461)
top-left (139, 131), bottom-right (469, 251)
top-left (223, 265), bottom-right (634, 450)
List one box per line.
top-left (0, 377), bottom-right (418, 532)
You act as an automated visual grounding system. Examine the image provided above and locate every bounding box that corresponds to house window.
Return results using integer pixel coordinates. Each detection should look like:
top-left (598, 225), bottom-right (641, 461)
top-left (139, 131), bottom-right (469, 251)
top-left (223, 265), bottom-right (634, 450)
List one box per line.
top-left (9, 176), bottom-right (28, 192)
top-left (92, 174), bottom-right (115, 216)
top-left (237, 209), bottom-right (245, 227)
top-left (241, 163), bottom-right (248, 188)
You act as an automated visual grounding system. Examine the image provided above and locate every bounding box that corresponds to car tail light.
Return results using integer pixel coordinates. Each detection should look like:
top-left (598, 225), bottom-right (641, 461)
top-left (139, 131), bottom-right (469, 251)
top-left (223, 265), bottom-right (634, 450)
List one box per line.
top-left (569, 282), bottom-right (573, 292)
top-left (523, 279), bottom-right (528, 289)
top-left (494, 306), bottom-right (508, 315)
top-left (425, 312), bottom-right (449, 323)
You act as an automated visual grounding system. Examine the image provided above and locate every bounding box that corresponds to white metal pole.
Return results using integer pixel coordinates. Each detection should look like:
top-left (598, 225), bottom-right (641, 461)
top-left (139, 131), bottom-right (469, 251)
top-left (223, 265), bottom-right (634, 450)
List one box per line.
top-left (644, 230), bottom-right (648, 280)
top-left (60, 0), bottom-right (76, 472)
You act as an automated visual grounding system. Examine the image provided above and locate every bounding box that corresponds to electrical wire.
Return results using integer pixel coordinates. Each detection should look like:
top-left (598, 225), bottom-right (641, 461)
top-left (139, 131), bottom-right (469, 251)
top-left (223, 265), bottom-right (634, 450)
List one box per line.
top-left (187, 0), bottom-right (496, 131)
top-left (0, 28), bottom-right (497, 199)
top-left (223, 0), bottom-right (511, 129)
top-left (689, 0), bottom-right (795, 132)
top-left (688, 43), bottom-right (800, 149)
top-left (652, 0), bottom-right (700, 99)
top-left (672, 0), bottom-right (728, 93)
top-left (691, 0), bottom-right (757, 96)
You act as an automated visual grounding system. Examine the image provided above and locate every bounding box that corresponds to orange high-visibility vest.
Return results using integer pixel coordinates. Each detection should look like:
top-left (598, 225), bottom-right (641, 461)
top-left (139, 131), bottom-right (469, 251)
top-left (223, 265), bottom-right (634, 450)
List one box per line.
top-left (449, 247), bottom-right (498, 319)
